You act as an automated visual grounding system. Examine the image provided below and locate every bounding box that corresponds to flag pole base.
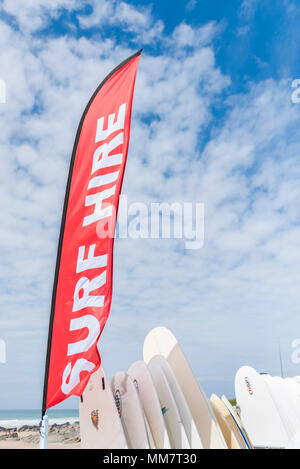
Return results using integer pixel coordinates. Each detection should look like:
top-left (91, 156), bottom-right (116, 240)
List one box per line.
top-left (39, 414), bottom-right (49, 449)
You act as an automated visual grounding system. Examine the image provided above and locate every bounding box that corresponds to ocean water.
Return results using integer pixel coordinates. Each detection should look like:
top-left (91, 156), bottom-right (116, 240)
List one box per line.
top-left (0, 409), bottom-right (79, 429)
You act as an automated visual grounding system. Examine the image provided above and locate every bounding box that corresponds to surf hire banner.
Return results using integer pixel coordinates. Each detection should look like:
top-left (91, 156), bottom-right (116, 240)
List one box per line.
top-left (42, 50), bottom-right (141, 414)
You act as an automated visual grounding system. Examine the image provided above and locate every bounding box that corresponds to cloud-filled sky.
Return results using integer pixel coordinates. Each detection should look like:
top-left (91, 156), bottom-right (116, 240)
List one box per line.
top-left (0, 0), bottom-right (300, 409)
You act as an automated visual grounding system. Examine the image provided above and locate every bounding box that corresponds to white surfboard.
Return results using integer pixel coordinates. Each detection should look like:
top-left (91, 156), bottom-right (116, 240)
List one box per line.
top-left (235, 366), bottom-right (289, 448)
top-left (210, 394), bottom-right (248, 449)
top-left (148, 358), bottom-right (190, 449)
top-left (284, 378), bottom-right (300, 448)
top-left (143, 409), bottom-right (156, 449)
top-left (143, 326), bottom-right (226, 449)
top-left (284, 378), bottom-right (300, 422)
top-left (111, 371), bottom-right (151, 449)
top-left (149, 355), bottom-right (203, 449)
top-left (293, 376), bottom-right (300, 388)
top-left (262, 375), bottom-right (300, 441)
top-left (221, 394), bottom-right (252, 448)
top-left (130, 373), bottom-right (155, 449)
top-left (286, 377), bottom-right (300, 398)
top-left (285, 377), bottom-right (300, 448)
top-left (79, 366), bottom-right (127, 449)
top-left (128, 360), bottom-right (171, 449)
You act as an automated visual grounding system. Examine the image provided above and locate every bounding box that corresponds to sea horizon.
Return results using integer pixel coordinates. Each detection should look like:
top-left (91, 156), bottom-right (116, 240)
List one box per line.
top-left (0, 409), bottom-right (79, 429)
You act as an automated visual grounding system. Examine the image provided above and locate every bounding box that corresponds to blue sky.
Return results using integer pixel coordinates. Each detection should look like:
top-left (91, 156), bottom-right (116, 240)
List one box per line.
top-left (0, 0), bottom-right (300, 410)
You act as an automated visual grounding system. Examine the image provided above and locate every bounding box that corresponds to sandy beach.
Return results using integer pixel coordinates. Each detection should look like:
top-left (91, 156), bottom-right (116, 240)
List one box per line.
top-left (0, 422), bottom-right (81, 449)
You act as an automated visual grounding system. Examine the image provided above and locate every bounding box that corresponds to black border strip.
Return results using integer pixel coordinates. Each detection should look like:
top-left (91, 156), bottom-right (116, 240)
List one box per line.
top-left (41, 49), bottom-right (142, 417)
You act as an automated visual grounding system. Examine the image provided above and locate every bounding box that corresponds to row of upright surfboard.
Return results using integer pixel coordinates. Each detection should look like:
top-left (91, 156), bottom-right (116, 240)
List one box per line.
top-left (235, 366), bottom-right (300, 449)
top-left (79, 327), bottom-right (252, 449)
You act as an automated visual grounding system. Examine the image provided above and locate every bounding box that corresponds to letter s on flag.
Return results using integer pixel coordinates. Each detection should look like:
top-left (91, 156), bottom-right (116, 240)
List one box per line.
top-left (42, 50), bottom-right (141, 412)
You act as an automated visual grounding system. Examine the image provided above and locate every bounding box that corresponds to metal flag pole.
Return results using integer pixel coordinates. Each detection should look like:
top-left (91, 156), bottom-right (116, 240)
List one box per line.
top-left (278, 336), bottom-right (284, 378)
top-left (39, 414), bottom-right (49, 449)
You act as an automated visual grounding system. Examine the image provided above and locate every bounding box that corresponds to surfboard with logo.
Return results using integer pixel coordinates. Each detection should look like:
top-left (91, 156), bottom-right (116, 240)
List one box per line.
top-left (143, 326), bottom-right (226, 449)
top-left (148, 357), bottom-right (190, 449)
top-left (79, 366), bottom-right (127, 449)
top-left (221, 394), bottom-right (252, 448)
top-left (128, 360), bottom-right (171, 449)
top-left (110, 371), bottom-right (152, 449)
top-left (149, 355), bottom-right (203, 449)
top-left (210, 394), bottom-right (249, 449)
top-left (235, 366), bottom-right (289, 448)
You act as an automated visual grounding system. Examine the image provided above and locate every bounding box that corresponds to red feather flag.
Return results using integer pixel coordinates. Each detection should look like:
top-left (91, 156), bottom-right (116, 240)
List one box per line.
top-left (42, 50), bottom-right (141, 413)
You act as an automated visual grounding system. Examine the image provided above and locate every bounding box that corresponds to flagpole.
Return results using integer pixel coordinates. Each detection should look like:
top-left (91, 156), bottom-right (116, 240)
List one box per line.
top-left (278, 336), bottom-right (284, 378)
top-left (39, 414), bottom-right (49, 449)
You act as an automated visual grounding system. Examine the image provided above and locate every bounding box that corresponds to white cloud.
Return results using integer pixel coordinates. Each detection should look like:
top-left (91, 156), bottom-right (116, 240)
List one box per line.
top-left (76, 0), bottom-right (114, 28)
top-left (237, 0), bottom-right (260, 36)
top-left (1, 0), bottom-right (81, 32)
top-left (186, 0), bottom-right (197, 11)
top-left (239, 0), bottom-right (260, 21)
top-left (171, 21), bottom-right (220, 48)
top-left (77, 0), bottom-right (164, 44)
